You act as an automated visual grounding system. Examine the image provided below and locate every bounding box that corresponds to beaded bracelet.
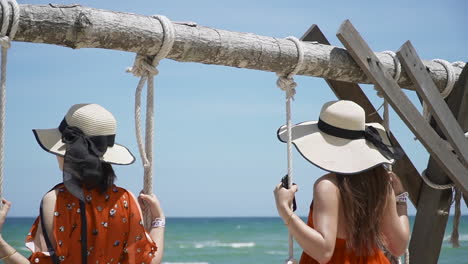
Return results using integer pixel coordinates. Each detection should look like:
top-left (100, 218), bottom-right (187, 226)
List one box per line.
top-left (396, 192), bottom-right (408, 204)
top-left (151, 217), bottom-right (166, 228)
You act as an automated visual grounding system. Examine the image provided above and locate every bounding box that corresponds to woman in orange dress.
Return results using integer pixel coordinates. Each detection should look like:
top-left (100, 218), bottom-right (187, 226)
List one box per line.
top-left (274, 100), bottom-right (410, 264)
top-left (0, 103), bottom-right (165, 264)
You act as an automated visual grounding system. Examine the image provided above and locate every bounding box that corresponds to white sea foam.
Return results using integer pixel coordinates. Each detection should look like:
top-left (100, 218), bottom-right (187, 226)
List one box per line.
top-left (193, 240), bottom-right (255, 249)
top-left (266, 250), bottom-right (287, 255)
top-left (443, 233), bottom-right (468, 241)
top-left (163, 262), bottom-right (209, 264)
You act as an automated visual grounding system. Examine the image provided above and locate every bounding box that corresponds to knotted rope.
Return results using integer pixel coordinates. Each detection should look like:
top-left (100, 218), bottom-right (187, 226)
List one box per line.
top-left (126, 15), bottom-right (175, 228)
top-left (374, 51), bottom-right (410, 264)
top-left (375, 51), bottom-right (401, 171)
top-left (276, 36), bottom-right (304, 264)
top-left (418, 60), bottom-right (466, 248)
top-left (448, 132), bottom-right (468, 248)
top-left (421, 59), bottom-right (458, 121)
top-left (0, 0), bottom-right (19, 208)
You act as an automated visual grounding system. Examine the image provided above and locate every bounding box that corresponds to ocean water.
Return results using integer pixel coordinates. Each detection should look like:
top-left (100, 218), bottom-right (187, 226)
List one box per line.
top-left (3, 216), bottom-right (467, 263)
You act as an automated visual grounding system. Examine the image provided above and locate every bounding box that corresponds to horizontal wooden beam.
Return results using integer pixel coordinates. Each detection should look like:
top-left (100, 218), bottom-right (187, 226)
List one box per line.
top-left (301, 24), bottom-right (421, 205)
top-left (336, 20), bottom-right (468, 196)
top-left (14, 4), bottom-right (464, 92)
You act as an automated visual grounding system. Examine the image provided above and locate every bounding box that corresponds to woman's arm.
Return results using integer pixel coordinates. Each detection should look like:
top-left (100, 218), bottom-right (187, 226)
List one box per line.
top-left (0, 199), bottom-right (31, 264)
top-left (274, 177), bottom-right (339, 264)
top-left (381, 173), bottom-right (410, 256)
top-left (135, 192), bottom-right (165, 264)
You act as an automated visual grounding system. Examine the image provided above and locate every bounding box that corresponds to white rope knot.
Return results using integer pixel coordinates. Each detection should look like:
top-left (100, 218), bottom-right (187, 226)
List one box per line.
top-left (276, 36), bottom-right (305, 98)
top-left (382, 50), bottom-right (401, 82)
top-left (276, 74), bottom-right (297, 99)
top-left (126, 55), bottom-right (160, 77)
top-left (432, 59), bottom-right (456, 98)
top-left (275, 36), bottom-right (304, 264)
top-left (0, 37), bottom-right (10, 49)
top-left (452, 61), bottom-right (466, 69)
top-left (373, 51), bottom-right (401, 152)
top-left (127, 14), bottom-right (175, 229)
top-left (421, 59), bottom-right (458, 122)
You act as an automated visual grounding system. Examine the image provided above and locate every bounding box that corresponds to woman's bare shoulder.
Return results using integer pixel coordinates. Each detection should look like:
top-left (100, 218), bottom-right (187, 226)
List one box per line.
top-left (314, 173), bottom-right (339, 188)
top-left (42, 188), bottom-right (58, 207)
top-left (314, 173), bottom-right (340, 195)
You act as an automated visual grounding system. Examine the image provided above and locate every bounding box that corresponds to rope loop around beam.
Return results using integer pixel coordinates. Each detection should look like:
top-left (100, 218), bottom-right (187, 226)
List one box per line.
top-left (275, 36), bottom-right (305, 264)
top-left (126, 15), bottom-right (175, 229)
top-left (421, 59), bottom-right (458, 121)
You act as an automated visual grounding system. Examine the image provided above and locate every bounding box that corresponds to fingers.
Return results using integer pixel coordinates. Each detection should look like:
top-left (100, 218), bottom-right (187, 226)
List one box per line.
top-left (290, 184), bottom-right (298, 193)
top-left (1, 198), bottom-right (11, 213)
top-left (2, 198), bottom-right (11, 207)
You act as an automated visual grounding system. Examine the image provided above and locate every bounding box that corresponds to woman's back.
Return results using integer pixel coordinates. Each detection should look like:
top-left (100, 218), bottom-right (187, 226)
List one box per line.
top-left (299, 173), bottom-right (390, 264)
top-left (26, 184), bottom-right (157, 264)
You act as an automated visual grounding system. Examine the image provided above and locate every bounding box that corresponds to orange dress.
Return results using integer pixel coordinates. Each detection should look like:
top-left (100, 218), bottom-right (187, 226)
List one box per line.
top-left (299, 205), bottom-right (390, 264)
top-left (25, 184), bottom-right (157, 264)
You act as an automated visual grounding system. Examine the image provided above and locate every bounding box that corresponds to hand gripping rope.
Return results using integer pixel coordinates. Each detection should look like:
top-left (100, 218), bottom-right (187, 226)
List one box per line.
top-left (127, 15), bottom-right (175, 228)
top-left (276, 36), bottom-right (305, 264)
top-left (0, 0), bottom-right (19, 208)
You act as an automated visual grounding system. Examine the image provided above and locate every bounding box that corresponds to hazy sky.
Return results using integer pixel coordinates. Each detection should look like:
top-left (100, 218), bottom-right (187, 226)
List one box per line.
top-left (6, 0), bottom-right (468, 217)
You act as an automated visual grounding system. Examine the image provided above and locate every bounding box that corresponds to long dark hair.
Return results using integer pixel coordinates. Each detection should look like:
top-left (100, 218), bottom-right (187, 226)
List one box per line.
top-left (336, 165), bottom-right (391, 255)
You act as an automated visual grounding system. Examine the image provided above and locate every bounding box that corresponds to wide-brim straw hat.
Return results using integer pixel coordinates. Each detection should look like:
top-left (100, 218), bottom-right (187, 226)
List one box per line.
top-left (33, 103), bottom-right (135, 165)
top-left (277, 100), bottom-right (397, 174)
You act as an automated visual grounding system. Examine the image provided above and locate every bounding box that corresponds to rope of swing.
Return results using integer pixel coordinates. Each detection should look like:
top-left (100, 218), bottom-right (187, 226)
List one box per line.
top-left (126, 15), bottom-right (175, 228)
top-left (374, 51), bottom-right (410, 264)
top-left (0, 0), bottom-right (19, 209)
top-left (276, 36), bottom-right (305, 264)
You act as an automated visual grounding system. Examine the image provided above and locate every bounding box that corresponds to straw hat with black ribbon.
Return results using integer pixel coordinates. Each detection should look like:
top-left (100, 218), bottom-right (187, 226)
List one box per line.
top-left (277, 100), bottom-right (403, 174)
top-left (33, 103), bottom-right (135, 201)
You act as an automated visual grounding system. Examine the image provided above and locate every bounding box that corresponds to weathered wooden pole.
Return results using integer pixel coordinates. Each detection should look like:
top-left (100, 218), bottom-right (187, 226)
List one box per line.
top-left (15, 4), bottom-right (464, 92)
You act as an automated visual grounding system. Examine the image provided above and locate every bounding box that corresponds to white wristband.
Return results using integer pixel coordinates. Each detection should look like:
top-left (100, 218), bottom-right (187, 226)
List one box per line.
top-left (396, 192), bottom-right (408, 204)
top-left (151, 217), bottom-right (166, 228)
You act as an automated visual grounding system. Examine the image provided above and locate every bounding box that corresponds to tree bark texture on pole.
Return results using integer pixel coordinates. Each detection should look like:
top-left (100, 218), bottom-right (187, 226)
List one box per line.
top-left (14, 4), bottom-right (464, 92)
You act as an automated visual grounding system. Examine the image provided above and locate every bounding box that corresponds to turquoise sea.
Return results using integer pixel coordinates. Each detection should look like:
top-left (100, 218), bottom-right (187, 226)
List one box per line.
top-left (3, 216), bottom-right (468, 263)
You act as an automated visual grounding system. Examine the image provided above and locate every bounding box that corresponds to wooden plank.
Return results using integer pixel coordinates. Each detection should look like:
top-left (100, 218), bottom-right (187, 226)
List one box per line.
top-left (455, 65), bottom-right (468, 207)
top-left (336, 20), bottom-right (468, 196)
top-left (409, 63), bottom-right (468, 264)
top-left (300, 25), bottom-right (422, 205)
top-left (397, 42), bottom-right (468, 167)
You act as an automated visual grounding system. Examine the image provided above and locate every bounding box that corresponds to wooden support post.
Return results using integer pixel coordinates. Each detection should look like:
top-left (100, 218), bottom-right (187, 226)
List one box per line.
top-left (408, 64), bottom-right (468, 264)
top-left (300, 25), bottom-right (421, 205)
top-left (336, 20), bottom-right (468, 196)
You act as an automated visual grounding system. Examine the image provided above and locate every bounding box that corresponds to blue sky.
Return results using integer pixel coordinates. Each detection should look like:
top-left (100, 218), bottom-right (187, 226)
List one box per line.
top-left (5, 0), bottom-right (468, 217)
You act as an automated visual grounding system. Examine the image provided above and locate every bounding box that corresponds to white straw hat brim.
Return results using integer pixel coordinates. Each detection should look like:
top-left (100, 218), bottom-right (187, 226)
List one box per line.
top-left (277, 121), bottom-right (394, 174)
top-left (33, 128), bottom-right (135, 165)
